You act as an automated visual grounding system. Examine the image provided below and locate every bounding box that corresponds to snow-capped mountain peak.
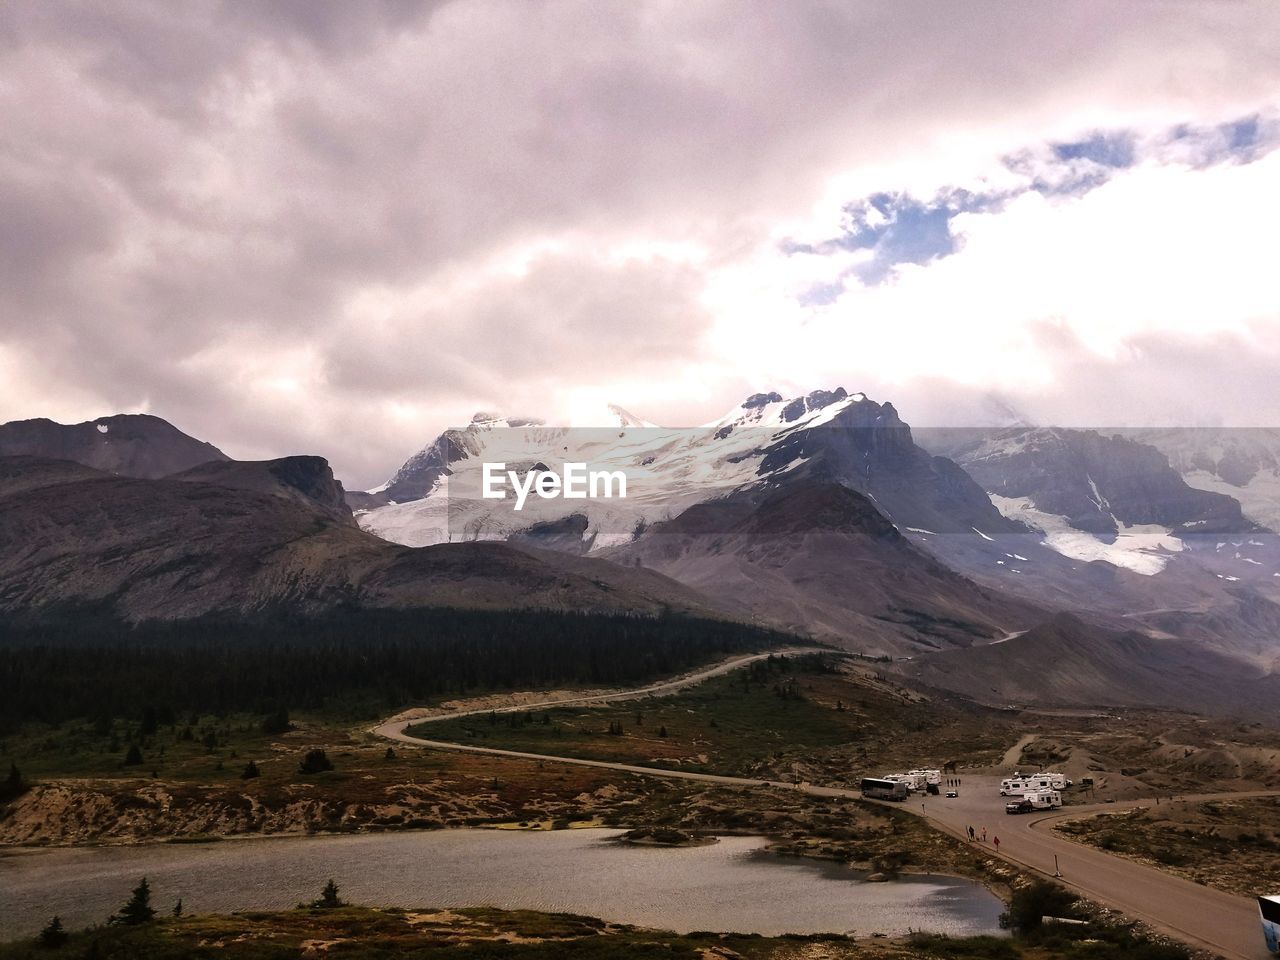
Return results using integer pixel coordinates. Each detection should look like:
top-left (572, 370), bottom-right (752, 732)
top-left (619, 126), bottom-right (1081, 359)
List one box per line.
top-left (606, 403), bottom-right (659, 429)
top-left (356, 387), bottom-right (1012, 553)
top-left (705, 387), bottom-right (875, 431)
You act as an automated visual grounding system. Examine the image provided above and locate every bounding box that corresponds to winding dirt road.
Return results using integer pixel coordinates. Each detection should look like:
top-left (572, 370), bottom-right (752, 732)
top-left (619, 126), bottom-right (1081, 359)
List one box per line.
top-left (373, 652), bottom-right (1275, 960)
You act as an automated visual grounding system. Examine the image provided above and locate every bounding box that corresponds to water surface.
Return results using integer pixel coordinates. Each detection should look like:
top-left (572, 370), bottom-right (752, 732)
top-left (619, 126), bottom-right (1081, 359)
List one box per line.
top-left (0, 828), bottom-right (1005, 939)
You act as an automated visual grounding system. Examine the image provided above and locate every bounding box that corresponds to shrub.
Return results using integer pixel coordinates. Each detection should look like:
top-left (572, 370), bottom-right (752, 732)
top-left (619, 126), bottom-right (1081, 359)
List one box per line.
top-left (908, 932), bottom-right (1018, 959)
top-left (298, 749), bottom-right (333, 775)
top-left (261, 709), bottom-right (292, 735)
top-left (1000, 880), bottom-right (1079, 934)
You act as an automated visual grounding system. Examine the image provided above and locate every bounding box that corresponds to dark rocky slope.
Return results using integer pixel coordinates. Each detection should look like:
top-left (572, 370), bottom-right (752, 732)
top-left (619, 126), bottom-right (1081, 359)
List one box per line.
top-left (0, 456), bottom-right (725, 626)
top-left (609, 480), bottom-right (1039, 656)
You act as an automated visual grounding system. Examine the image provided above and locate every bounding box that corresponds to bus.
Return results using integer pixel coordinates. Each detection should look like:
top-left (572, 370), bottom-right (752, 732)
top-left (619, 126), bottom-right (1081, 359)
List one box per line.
top-left (861, 777), bottom-right (909, 801)
top-left (1260, 895), bottom-right (1280, 955)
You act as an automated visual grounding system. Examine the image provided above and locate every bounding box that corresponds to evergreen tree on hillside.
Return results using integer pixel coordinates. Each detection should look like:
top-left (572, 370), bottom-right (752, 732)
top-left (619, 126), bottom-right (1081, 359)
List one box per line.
top-left (1, 761), bottom-right (26, 802)
top-left (2, 608), bottom-right (788, 726)
top-left (110, 877), bottom-right (156, 925)
top-left (122, 744), bottom-right (143, 766)
top-left (313, 878), bottom-right (343, 909)
top-left (38, 916), bottom-right (69, 948)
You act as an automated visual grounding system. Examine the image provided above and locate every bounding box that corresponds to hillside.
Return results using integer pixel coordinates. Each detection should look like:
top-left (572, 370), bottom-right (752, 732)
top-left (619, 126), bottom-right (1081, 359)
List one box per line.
top-left (899, 613), bottom-right (1279, 715)
top-left (607, 480), bottom-right (1039, 656)
top-left (0, 456), bottom-right (726, 626)
top-left (0, 414), bottom-right (227, 478)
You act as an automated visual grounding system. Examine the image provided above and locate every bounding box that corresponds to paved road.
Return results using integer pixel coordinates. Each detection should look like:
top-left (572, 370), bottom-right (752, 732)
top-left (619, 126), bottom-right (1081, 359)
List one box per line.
top-left (374, 654), bottom-right (1275, 960)
top-left (916, 775), bottom-right (1277, 960)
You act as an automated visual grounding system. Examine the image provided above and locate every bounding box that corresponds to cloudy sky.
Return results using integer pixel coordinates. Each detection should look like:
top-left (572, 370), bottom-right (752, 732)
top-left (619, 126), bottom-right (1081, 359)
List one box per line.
top-left (3, 1), bottom-right (1279, 488)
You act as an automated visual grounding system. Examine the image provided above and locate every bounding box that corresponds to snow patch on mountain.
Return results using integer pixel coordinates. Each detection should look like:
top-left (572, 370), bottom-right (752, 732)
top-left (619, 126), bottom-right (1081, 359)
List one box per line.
top-left (1182, 467), bottom-right (1280, 531)
top-left (990, 494), bottom-right (1183, 575)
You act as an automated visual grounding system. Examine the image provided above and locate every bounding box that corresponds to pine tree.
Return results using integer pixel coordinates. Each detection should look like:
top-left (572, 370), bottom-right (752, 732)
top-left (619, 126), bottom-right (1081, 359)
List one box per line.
top-left (240, 760), bottom-right (260, 780)
top-left (658, 725), bottom-right (668, 738)
top-left (1, 761), bottom-right (25, 801)
top-left (313, 878), bottom-right (343, 909)
top-left (123, 744), bottom-right (143, 766)
top-left (384, 747), bottom-right (396, 760)
top-left (172, 899), bottom-right (183, 917)
top-left (38, 916), bottom-right (69, 947)
top-left (112, 877), bottom-right (156, 925)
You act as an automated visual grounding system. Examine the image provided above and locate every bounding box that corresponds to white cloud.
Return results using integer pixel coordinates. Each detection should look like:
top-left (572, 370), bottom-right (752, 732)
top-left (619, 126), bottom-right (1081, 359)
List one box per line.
top-left (700, 144), bottom-right (1280, 428)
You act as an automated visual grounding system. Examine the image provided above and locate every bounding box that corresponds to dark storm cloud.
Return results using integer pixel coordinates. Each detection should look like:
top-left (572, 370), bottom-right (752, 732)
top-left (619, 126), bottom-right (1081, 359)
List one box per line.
top-left (2, 1), bottom-right (1280, 487)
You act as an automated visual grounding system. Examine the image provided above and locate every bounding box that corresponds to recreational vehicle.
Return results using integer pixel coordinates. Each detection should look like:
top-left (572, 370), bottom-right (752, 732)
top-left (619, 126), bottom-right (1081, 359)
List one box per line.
top-left (1001, 772), bottom-right (1071, 795)
top-left (1024, 789), bottom-right (1062, 809)
top-left (886, 772), bottom-right (928, 791)
top-left (998, 773), bottom-right (1070, 798)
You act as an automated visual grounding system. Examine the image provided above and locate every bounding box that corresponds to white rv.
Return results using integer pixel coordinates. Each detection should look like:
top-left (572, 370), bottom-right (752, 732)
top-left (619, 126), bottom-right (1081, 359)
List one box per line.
top-left (1001, 773), bottom-right (1072, 796)
top-left (908, 768), bottom-right (942, 786)
top-left (1000, 777), bottom-right (1031, 796)
top-left (1024, 789), bottom-right (1062, 809)
top-left (884, 773), bottom-right (927, 792)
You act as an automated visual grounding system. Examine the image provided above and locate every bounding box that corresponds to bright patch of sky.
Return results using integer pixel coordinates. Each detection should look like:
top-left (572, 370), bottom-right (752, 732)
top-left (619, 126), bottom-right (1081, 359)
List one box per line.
top-left (702, 107), bottom-right (1280, 435)
top-left (788, 112), bottom-right (1277, 291)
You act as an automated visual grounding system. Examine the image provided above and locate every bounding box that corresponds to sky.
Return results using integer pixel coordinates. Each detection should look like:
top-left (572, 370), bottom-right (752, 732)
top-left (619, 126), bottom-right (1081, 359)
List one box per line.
top-left (2, 1), bottom-right (1280, 489)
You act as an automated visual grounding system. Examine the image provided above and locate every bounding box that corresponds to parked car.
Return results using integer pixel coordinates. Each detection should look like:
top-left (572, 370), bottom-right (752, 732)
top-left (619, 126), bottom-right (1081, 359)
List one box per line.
top-left (1005, 799), bottom-right (1034, 814)
top-left (945, 789), bottom-right (959, 798)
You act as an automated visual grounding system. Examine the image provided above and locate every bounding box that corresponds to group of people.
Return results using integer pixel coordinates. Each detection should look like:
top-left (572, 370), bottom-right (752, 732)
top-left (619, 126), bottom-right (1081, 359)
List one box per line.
top-left (966, 825), bottom-right (1000, 850)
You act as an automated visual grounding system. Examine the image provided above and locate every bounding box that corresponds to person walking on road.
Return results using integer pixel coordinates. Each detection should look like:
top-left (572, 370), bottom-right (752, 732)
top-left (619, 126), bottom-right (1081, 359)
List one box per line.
top-left (981, 827), bottom-right (987, 842)
top-left (993, 835), bottom-right (1001, 852)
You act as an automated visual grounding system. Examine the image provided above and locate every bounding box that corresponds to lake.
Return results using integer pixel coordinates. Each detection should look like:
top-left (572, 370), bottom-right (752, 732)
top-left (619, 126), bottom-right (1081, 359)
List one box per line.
top-left (0, 828), bottom-right (1006, 939)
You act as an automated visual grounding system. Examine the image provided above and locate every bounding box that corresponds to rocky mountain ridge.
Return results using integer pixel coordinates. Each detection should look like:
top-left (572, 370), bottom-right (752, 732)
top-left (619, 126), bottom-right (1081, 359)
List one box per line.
top-left (0, 455), bottom-right (723, 626)
top-left (0, 414), bottom-right (228, 479)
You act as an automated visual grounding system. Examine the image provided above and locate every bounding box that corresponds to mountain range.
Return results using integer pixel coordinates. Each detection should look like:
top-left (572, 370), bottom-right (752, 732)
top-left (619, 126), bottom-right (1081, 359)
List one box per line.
top-left (3, 394), bottom-right (1277, 717)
